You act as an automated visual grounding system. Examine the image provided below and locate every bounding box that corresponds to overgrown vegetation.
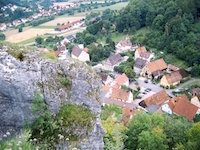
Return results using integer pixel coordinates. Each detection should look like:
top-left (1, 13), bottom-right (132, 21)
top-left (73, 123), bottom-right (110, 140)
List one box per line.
top-left (114, 57), bottom-right (135, 78)
top-left (4, 42), bottom-right (31, 61)
top-left (0, 130), bottom-right (36, 150)
top-left (101, 105), bottom-right (126, 149)
top-left (30, 92), bottom-right (96, 149)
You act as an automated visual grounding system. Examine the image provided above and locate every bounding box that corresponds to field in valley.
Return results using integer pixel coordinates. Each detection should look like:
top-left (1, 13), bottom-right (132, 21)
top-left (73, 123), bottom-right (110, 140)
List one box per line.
top-left (4, 27), bottom-right (53, 43)
top-left (3, 1), bottom-right (127, 45)
top-left (40, 16), bottom-right (85, 26)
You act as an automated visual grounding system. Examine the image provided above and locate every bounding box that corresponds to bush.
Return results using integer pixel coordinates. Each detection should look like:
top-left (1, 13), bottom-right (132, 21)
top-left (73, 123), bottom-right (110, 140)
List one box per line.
top-left (0, 33), bottom-right (6, 41)
top-left (61, 77), bottom-right (71, 88)
top-left (18, 26), bottom-right (23, 32)
top-left (30, 93), bottom-right (96, 148)
top-left (56, 104), bottom-right (96, 140)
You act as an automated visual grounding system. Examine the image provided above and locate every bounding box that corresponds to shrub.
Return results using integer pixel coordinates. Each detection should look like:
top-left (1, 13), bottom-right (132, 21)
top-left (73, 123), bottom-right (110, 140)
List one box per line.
top-left (30, 93), bottom-right (96, 148)
top-left (56, 104), bottom-right (96, 140)
top-left (61, 77), bottom-right (71, 89)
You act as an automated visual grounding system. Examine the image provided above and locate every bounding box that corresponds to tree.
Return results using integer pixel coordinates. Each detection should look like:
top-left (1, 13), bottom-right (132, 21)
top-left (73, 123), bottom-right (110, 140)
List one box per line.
top-left (0, 33), bottom-right (5, 41)
top-left (138, 128), bottom-right (168, 150)
top-left (187, 123), bottom-right (200, 149)
top-left (124, 113), bottom-right (191, 150)
top-left (191, 65), bottom-right (200, 77)
top-left (35, 36), bottom-right (44, 45)
top-left (18, 26), bottom-right (23, 32)
top-left (152, 15), bottom-right (165, 30)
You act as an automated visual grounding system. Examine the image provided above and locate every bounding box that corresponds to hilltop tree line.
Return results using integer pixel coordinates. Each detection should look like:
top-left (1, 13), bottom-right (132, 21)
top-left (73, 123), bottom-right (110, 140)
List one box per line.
top-left (115, 0), bottom-right (200, 67)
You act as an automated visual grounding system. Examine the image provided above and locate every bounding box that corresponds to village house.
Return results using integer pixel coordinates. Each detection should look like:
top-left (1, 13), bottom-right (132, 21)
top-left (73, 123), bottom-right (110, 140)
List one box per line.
top-left (55, 22), bottom-right (72, 32)
top-left (6, 23), bottom-right (12, 28)
top-left (141, 58), bottom-right (168, 79)
top-left (12, 20), bottom-right (21, 26)
top-left (103, 53), bottom-right (122, 71)
top-left (104, 73), bottom-right (131, 102)
top-left (162, 94), bottom-right (199, 121)
top-left (190, 88), bottom-right (200, 108)
top-left (0, 23), bottom-right (6, 31)
top-left (71, 20), bottom-right (82, 29)
top-left (111, 73), bottom-right (129, 88)
top-left (28, 16), bottom-right (33, 22)
top-left (167, 64), bottom-right (179, 73)
top-left (111, 88), bottom-right (133, 103)
top-left (98, 72), bottom-right (113, 85)
top-left (55, 45), bottom-right (67, 57)
top-left (116, 35), bottom-right (133, 53)
top-left (71, 45), bottom-right (90, 62)
top-left (21, 18), bottom-right (28, 23)
top-left (160, 69), bottom-right (188, 88)
top-left (139, 90), bottom-right (171, 109)
top-left (64, 35), bottom-right (75, 43)
top-left (134, 46), bottom-right (154, 62)
top-left (134, 58), bottom-right (147, 75)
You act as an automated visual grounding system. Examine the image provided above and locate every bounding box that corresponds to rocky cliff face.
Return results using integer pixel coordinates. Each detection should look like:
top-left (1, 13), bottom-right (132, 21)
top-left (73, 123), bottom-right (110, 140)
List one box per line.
top-left (0, 46), bottom-right (105, 149)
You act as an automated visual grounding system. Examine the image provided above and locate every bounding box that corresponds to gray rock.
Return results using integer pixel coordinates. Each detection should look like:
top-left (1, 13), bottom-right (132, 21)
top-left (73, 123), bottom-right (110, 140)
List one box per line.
top-left (0, 48), bottom-right (105, 149)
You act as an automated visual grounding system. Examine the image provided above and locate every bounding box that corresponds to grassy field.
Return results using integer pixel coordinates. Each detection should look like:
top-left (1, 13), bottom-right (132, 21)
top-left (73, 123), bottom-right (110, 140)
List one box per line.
top-left (97, 31), bottom-right (126, 45)
top-left (3, 1), bottom-right (127, 45)
top-left (92, 2), bottom-right (129, 11)
top-left (53, 2), bottom-right (73, 7)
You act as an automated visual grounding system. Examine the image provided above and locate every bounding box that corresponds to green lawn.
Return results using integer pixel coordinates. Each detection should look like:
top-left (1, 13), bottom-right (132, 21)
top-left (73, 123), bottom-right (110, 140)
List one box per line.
top-left (35, 26), bottom-right (57, 29)
top-left (111, 32), bottom-right (127, 43)
top-left (97, 31), bottom-right (126, 45)
top-left (131, 27), bottom-right (150, 43)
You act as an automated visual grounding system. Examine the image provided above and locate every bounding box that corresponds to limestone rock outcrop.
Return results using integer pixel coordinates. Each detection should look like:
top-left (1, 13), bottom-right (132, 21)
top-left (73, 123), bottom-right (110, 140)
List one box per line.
top-left (0, 46), bottom-right (105, 149)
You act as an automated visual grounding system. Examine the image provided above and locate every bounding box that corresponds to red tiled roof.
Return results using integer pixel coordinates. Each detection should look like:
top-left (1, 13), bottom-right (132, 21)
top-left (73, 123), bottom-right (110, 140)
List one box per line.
top-left (169, 94), bottom-right (198, 121)
top-left (164, 69), bottom-right (188, 84)
top-left (111, 88), bottom-right (129, 101)
top-left (119, 35), bottom-right (132, 47)
top-left (146, 58), bottom-right (167, 73)
top-left (114, 73), bottom-right (129, 86)
top-left (136, 46), bottom-right (147, 54)
top-left (103, 85), bottom-right (110, 92)
top-left (168, 64), bottom-right (179, 71)
top-left (144, 90), bottom-right (170, 107)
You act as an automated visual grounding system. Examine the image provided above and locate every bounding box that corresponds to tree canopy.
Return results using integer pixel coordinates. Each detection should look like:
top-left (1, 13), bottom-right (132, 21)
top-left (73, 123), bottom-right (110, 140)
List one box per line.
top-left (116, 0), bottom-right (200, 66)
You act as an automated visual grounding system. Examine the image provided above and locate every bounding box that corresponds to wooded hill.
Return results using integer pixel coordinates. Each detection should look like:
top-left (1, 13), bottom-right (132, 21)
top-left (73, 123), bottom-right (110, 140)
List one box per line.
top-left (116, 0), bottom-right (200, 66)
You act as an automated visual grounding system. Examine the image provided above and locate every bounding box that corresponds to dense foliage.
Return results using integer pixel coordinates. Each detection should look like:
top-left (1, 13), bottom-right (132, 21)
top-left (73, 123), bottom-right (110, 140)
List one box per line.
top-left (101, 105), bottom-right (127, 149)
top-left (116, 0), bottom-right (200, 67)
top-left (114, 52), bottom-right (135, 78)
top-left (124, 113), bottom-right (200, 150)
